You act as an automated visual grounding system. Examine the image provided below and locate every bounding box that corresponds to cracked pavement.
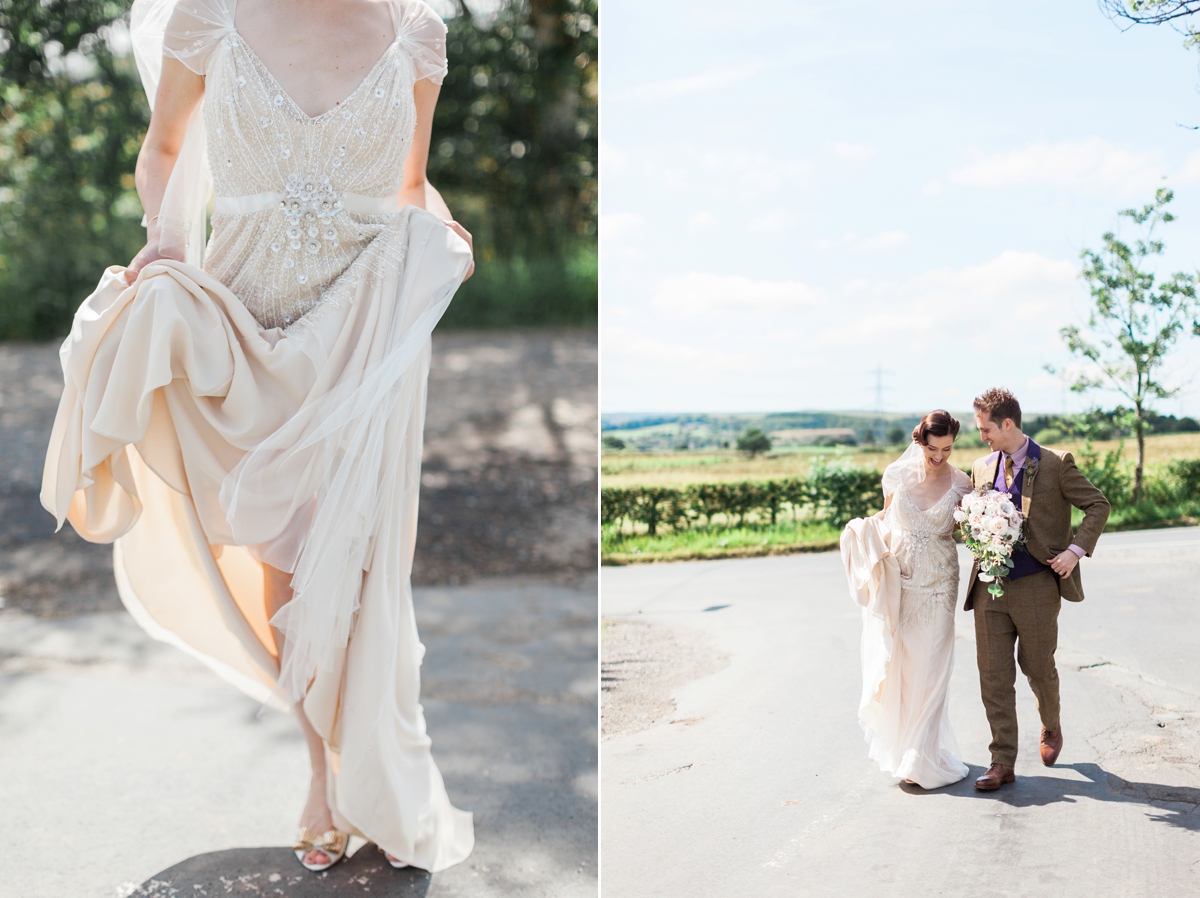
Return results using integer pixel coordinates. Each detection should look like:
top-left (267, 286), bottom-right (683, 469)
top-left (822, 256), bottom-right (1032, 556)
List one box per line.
top-left (600, 527), bottom-right (1200, 897)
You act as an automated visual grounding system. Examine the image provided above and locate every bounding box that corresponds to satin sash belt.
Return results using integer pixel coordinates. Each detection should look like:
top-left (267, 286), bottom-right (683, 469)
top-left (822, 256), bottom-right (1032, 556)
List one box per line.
top-left (213, 191), bottom-right (399, 216)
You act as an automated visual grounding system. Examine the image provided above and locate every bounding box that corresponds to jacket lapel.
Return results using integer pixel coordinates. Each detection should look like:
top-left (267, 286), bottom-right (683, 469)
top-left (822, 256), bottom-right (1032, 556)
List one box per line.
top-left (1020, 439), bottom-right (1042, 519)
top-left (983, 450), bottom-right (1001, 491)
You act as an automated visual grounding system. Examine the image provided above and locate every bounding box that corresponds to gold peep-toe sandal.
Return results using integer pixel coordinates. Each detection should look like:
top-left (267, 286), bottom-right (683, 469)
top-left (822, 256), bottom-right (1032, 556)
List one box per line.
top-left (293, 827), bottom-right (348, 872)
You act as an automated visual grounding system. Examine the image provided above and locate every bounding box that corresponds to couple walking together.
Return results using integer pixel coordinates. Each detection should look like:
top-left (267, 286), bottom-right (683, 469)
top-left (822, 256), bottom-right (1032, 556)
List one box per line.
top-left (841, 388), bottom-right (1110, 791)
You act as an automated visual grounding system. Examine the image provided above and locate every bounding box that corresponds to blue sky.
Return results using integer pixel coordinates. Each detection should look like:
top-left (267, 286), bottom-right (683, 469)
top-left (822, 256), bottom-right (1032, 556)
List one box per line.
top-left (600, 0), bottom-right (1200, 417)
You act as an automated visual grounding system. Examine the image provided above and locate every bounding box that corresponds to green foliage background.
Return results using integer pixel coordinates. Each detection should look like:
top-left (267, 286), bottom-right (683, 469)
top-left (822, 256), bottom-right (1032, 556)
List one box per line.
top-left (0, 0), bottom-right (597, 339)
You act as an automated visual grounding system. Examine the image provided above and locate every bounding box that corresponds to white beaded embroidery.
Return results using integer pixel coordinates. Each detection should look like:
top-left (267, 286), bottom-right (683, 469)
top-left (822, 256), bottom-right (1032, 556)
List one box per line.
top-left (887, 487), bottom-right (962, 628)
top-left (199, 33), bottom-right (416, 330)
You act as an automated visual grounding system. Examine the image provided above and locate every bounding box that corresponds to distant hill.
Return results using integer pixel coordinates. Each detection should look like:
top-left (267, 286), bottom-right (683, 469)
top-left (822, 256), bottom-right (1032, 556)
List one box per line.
top-left (601, 410), bottom-right (943, 451)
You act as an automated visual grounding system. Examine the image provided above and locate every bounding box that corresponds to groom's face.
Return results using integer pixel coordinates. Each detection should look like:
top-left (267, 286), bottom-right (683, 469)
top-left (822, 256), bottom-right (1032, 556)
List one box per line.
top-left (974, 413), bottom-right (1015, 451)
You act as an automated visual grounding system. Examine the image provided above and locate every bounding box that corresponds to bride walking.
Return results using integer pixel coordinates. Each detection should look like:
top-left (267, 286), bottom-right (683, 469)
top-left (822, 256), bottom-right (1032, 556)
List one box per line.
top-left (841, 411), bottom-right (972, 789)
top-left (41, 0), bottom-right (476, 874)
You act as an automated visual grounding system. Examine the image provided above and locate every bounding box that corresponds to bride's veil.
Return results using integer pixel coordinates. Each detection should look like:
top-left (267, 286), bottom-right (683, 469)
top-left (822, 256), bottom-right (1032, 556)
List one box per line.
top-left (880, 440), bottom-right (927, 498)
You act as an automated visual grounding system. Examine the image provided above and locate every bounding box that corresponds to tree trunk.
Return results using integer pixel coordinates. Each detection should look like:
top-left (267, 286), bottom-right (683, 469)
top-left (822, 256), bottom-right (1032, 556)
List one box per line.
top-left (1134, 404), bottom-right (1145, 504)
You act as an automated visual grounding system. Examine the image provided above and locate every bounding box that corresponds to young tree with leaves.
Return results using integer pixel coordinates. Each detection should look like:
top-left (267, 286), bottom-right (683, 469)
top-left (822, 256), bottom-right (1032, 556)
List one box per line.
top-left (1055, 187), bottom-right (1199, 503)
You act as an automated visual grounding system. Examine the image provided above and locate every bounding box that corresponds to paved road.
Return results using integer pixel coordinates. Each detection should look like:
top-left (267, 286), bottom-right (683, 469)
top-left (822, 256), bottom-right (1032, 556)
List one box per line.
top-left (600, 527), bottom-right (1200, 897)
top-left (2, 576), bottom-right (596, 898)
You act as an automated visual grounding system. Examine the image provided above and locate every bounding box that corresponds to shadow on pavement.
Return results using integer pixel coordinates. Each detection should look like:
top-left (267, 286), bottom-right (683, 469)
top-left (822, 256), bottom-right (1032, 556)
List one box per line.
top-left (901, 762), bottom-right (1200, 831)
top-left (131, 844), bottom-right (431, 896)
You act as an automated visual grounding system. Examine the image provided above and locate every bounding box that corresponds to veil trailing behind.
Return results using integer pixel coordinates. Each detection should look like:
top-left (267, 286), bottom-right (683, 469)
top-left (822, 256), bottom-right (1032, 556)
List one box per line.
top-left (40, 0), bottom-right (474, 870)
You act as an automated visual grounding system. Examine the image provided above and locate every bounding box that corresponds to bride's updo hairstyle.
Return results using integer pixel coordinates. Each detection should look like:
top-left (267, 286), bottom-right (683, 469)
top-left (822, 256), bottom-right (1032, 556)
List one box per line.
top-left (912, 410), bottom-right (961, 445)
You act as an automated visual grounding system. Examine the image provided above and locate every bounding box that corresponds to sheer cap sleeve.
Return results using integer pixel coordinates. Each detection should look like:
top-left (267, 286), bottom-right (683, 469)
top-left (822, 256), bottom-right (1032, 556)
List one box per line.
top-left (951, 467), bottom-right (973, 500)
top-left (391, 0), bottom-right (449, 84)
top-left (162, 0), bottom-right (236, 76)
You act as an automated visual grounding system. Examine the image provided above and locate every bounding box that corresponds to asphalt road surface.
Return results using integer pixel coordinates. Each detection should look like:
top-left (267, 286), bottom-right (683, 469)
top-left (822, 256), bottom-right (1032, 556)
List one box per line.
top-left (0, 332), bottom-right (598, 898)
top-left (600, 527), bottom-right (1200, 897)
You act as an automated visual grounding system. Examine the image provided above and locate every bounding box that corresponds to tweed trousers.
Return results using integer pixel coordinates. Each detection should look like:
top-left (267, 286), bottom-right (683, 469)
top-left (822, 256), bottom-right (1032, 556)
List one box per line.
top-left (971, 569), bottom-right (1061, 767)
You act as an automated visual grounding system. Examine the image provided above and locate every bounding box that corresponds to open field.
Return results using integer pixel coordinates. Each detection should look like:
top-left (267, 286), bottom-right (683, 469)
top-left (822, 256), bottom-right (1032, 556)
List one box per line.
top-left (601, 433), bottom-right (1200, 489)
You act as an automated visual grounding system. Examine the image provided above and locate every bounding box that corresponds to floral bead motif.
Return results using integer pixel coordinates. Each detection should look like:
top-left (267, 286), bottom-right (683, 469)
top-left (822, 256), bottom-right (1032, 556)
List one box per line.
top-left (277, 174), bottom-right (345, 272)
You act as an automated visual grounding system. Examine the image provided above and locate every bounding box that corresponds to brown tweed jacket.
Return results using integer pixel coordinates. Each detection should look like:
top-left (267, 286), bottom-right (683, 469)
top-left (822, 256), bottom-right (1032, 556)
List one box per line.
top-left (964, 440), bottom-right (1110, 610)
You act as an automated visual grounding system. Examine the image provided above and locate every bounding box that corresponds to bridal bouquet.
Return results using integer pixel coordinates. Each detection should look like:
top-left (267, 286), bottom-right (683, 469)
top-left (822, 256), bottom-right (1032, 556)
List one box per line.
top-left (953, 489), bottom-right (1025, 598)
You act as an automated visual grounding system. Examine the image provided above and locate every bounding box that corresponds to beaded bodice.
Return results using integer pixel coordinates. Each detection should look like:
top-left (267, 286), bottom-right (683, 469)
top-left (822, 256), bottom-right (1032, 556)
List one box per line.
top-left (161, 0), bottom-right (447, 329)
top-left (885, 485), bottom-right (961, 626)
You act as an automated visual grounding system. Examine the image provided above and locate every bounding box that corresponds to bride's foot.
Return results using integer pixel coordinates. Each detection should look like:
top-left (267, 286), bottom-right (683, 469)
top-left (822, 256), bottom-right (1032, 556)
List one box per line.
top-left (294, 777), bottom-right (344, 871)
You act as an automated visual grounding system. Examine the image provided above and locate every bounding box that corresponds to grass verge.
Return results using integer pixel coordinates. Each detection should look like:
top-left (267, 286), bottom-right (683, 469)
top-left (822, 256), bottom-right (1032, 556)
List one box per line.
top-left (603, 503), bottom-right (1200, 566)
top-left (601, 520), bottom-right (841, 565)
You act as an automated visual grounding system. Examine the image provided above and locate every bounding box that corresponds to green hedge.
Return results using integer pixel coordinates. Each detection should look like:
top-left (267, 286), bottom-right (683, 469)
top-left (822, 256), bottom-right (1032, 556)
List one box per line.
top-left (602, 457), bottom-right (1200, 540)
top-left (601, 463), bottom-right (882, 535)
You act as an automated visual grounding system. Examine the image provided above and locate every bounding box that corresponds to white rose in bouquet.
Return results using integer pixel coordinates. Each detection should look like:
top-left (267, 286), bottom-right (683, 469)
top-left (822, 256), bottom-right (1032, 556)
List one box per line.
top-left (957, 487), bottom-right (1027, 599)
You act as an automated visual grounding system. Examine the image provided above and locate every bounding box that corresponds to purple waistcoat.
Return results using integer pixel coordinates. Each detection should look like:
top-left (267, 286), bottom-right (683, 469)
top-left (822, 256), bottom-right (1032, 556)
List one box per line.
top-left (995, 440), bottom-right (1049, 581)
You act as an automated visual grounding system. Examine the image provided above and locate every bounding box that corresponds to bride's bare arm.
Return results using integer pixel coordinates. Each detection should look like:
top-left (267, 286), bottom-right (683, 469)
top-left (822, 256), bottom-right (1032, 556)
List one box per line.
top-left (125, 57), bottom-right (206, 284)
top-left (397, 78), bottom-right (475, 280)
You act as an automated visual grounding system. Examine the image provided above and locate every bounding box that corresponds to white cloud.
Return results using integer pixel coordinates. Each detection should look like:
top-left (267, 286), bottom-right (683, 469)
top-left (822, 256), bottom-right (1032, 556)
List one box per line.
top-left (816, 230), bottom-right (910, 253)
top-left (601, 212), bottom-right (644, 242)
top-left (653, 272), bottom-right (822, 316)
top-left (600, 140), bottom-right (627, 170)
top-left (748, 208), bottom-right (804, 232)
top-left (622, 61), bottom-right (767, 103)
top-left (699, 149), bottom-right (814, 193)
top-left (947, 137), bottom-right (1167, 194)
top-left (823, 141), bottom-right (878, 162)
top-left (821, 250), bottom-right (1079, 343)
top-left (688, 211), bottom-right (717, 230)
top-left (1174, 150), bottom-right (1200, 183)
top-left (602, 324), bottom-right (719, 366)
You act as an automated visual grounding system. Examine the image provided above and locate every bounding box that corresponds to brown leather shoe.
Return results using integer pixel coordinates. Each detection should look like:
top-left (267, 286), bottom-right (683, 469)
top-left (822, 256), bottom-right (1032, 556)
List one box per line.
top-left (974, 763), bottom-right (1015, 791)
top-left (1040, 726), bottom-right (1063, 766)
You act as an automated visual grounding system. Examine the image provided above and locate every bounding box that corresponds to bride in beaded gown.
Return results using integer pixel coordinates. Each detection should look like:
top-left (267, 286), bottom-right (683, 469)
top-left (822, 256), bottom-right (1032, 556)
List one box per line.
top-left (41, 0), bottom-right (475, 872)
top-left (847, 411), bottom-right (972, 790)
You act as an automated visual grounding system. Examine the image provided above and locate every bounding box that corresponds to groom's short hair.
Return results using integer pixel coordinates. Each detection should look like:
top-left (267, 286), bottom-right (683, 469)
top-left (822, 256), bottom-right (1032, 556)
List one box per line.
top-left (974, 388), bottom-right (1022, 428)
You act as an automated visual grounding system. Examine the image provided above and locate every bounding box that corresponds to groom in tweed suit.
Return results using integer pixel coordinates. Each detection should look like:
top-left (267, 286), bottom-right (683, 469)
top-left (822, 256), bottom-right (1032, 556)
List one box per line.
top-left (966, 388), bottom-right (1110, 791)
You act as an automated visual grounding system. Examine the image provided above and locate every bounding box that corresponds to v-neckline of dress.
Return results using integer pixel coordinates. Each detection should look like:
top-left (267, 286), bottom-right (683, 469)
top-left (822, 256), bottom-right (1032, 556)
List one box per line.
top-left (229, 17), bottom-right (399, 123)
top-left (902, 482), bottom-right (957, 515)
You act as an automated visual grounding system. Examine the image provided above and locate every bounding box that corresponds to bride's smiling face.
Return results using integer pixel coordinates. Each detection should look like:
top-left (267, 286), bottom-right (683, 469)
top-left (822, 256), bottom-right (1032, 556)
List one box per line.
top-left (921, 433), bottom-right (955, 473)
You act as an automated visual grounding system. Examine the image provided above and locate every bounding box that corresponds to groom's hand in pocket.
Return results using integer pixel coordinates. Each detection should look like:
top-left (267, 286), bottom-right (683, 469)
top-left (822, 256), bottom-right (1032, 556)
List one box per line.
top-left (1047, 549), bottom-right (1079, 577)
